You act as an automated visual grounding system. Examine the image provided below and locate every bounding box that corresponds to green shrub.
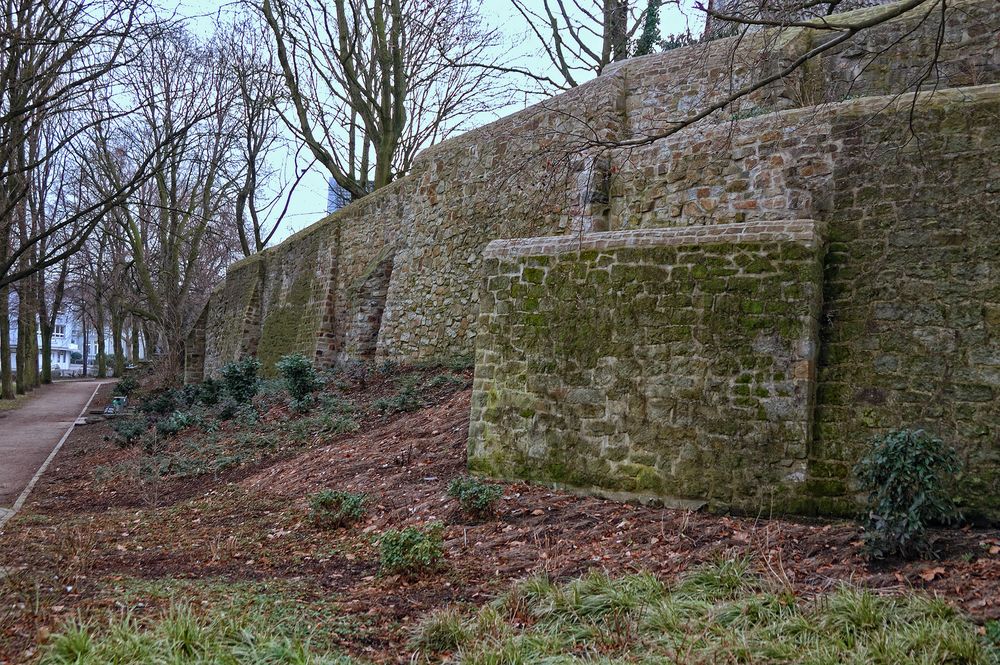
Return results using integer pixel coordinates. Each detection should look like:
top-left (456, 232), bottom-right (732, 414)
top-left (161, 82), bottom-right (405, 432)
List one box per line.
top-left (156, 410), bottom-right (194, 437)
top-left (317, 413), bottom-right (359, 435)
top-left (854, 429), bottom-right (962, 559)
top-left (276, 353), bottom-right (321, 403)
top-left (443, 354), bottom-right (474, 371)
top-left (139, 389), bottom-right (179, 415)
top-left (373, 386), bottom-right (421, 415)
top-left (215, 397), bottom-right (239, 421)
top-left (309, 490), bottom-right (366, 529)
top-left (319, 394), bottom-right (355, 415)
top-left (220, 357), bottom-right (260, 404)
top-left (110, 418), bottom-right (146, 447)
top-left (376, 359), bottom-right (398, 375)
top-left (448, 476), bottom-right (503, 517)
top-left (177, 383), bottom-right (199, 407)
top-left (197, 378), bottom-right (222, 406)
top-left (113, 375), bottom-right (139, 397)
top-left (234, 403), bottom-right (258, 427)
top-left (379, 522), bottom-right (445, 575)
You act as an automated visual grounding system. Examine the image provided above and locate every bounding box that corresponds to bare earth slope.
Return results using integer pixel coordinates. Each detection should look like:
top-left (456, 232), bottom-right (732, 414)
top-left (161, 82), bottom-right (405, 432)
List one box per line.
top-left (0, 373), bottom-right (997, 663)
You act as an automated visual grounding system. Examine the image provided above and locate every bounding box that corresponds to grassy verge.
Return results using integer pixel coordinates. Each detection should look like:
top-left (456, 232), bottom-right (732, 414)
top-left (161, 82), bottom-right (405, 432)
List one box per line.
top-left (39, 578), bottom-right (366, 665)
top-left (411, 558), bottom-right (999, 664)
top-left (0, 389), bottom-right (37, 412)
top-left (40, 605), bottom-right (358, 665)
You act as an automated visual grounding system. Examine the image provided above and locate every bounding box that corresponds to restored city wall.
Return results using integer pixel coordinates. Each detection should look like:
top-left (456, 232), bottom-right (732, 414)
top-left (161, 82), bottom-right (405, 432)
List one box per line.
top-left (468, 221), bottom-right (825, 513)
top-left (187, 0), bottom-right (999, 519)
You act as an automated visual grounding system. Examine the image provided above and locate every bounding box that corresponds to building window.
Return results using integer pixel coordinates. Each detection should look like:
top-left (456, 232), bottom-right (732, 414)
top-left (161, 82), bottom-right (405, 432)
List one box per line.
top-left (54, 324), bottom-right (65, 337)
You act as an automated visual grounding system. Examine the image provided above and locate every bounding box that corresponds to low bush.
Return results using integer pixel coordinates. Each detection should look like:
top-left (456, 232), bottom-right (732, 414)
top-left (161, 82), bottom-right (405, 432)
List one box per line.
top-left (155, 410), bottom-right (194, 437)
top-left (340, 359), bottom-right (370, 385)
top-left (854, 428), bottom-right (962, 559)
top-left (316, 413), bottom-right (359, 435)
top-left (139, 389), bottom-right (179, 415)
top-left (197, 378), bottom-right (222, 406)
top-left (112, 375), bottom-right (139, 397)
top-left (177, 383), bottom-right (200, 407)
top-left (318, 394), bottom-right (355, 415)
top-left (234, 403), bottom-right (259, 427)
top-left (378, 522), bottom-right (445, 575)
top-left (447, 476), bottom-right (503, 517)
top-left (443, 354), bottom-right (474, 371)
top-left (373, 386), bottom-right (421, 415)
top-left (426, 373), bottom-right (467, 389)
top-left (276, 353), bottom-right (322, 406)
top-left (309, 490), bottom-right (366, 529)
top-left (110, 418), bottom-right (146, 447)
top-left (214, 397), bottom-right (240, 421)
top-left (376, 359), bottom-right (398, 375)
top-left (220, 357), bottom-right (260, 404)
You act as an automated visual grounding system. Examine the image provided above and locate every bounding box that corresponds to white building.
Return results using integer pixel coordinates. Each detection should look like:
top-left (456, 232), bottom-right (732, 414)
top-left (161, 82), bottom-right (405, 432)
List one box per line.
top-left (7, 307), bottom-right (140, 377)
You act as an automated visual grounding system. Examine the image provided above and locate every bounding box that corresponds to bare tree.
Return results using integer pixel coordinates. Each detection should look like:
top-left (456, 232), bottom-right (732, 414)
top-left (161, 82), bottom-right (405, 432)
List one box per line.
top-left (259, 0), bottom-right (508, 199)
top-left (0, 0), bottom-right (167, 290)
top-left (86, 29), bottom-right (244, 377)
top-left (504, 0), bottom-right (645, 93)
top-left (218, 13), bottom-right (305, 257)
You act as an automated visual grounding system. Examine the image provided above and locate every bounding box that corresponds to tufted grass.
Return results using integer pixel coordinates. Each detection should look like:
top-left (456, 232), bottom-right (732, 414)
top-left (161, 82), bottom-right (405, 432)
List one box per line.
top-left (39, 603), bottom-right (360, 665)
top-left (410, 557), bottom-right (998, 664)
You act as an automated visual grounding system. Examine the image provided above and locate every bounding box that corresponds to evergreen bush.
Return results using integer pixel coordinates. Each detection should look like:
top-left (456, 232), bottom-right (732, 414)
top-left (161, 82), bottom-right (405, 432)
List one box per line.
top-left (854, 428), bottom-right (961, 559)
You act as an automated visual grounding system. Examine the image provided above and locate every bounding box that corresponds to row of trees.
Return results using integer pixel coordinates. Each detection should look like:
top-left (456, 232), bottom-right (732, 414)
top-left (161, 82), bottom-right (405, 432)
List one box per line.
top-left (0, 0), bottom-right (948, 397)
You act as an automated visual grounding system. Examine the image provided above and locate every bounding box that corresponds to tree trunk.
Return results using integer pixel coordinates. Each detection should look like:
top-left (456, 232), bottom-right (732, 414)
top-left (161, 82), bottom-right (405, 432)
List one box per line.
top-left (40, 320), bottom-right (52, 383)
top-left (21, 279), bottom-right (39, 390)
top-left (0, 284), bottom-right (13, 399)
top-left (131, 321), bottom-right (140, 361)
top-left (95, 307), bottom-right (107, 378)
top-left (81, 312), bottom-right (89, 377)
top-left (608, 0), bottom-right (629, 62)
top-left (112, 310), bottom-right (125, 377)
top-left (15, 292), bottom-right (29, 394)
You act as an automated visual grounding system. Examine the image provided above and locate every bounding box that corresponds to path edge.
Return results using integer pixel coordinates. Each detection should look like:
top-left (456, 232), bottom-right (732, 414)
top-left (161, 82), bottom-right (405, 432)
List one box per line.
top-left (0, 382), bottom-right (108, 531)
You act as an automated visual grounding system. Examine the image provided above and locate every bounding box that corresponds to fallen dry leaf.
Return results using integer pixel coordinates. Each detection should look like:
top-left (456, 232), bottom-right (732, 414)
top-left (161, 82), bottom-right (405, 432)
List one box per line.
top-left (919, 567), bottom-right (946, 582)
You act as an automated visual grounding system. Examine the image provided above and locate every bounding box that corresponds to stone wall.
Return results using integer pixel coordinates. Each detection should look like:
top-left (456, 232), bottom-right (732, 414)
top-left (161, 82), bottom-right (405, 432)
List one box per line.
top-left (189, 0), bottom-right (999, 520)
top-left (808, 86), bottom-right (1000, 520)
top-left (469, 221), bottom-right (825, 513)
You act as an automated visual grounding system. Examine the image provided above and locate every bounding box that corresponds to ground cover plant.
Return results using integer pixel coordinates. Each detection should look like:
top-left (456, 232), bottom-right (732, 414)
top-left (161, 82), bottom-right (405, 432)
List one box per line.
top-left (412, 561), bottom-right (998, 664)
top-left (311, 490), bottom-right (366, 529)
top-left (379, 522), bottom-right (446, 575)
top-left (39, 601), bottom-right (359, 665)
top-left (1, 366), bottom-right (997, 665)
top-left (447, 476), bottom-right (503, 518)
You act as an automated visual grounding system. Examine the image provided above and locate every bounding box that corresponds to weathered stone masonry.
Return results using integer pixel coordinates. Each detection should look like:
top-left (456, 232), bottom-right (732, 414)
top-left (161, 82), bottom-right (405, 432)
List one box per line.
top-left (188, 0), bottom-right (1000, 520)
top-left (469, 221), bottom-right (825, 514)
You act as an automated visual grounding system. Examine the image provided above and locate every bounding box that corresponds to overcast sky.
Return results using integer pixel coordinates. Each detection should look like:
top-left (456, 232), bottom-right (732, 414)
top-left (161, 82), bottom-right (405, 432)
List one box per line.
top-left (172, 0), bottom-right (695, 243)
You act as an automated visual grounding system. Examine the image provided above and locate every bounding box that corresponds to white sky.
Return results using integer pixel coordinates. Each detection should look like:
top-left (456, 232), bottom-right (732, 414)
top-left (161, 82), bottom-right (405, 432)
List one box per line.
top-left (172, 0), bottom-right (695, 243)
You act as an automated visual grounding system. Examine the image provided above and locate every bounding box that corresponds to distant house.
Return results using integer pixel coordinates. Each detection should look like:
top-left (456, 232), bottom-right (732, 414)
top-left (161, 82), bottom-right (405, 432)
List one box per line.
top-left (6, 303), bottom-right (143, 377)
top-left (327, 178), bottom-right (372, 214)
top-left (327, 178), bottom-right (351, 214)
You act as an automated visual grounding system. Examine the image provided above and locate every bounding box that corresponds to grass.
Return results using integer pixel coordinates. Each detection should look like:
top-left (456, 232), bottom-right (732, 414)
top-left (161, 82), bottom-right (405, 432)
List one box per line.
top-left (0, 387), bottom-right (40, 412)
top-left (409, 558), bottom-right (998, 664)
top-left (38, 577), bottom-right (370, 664)
top-left (39, 604), bottom-right (360, 665)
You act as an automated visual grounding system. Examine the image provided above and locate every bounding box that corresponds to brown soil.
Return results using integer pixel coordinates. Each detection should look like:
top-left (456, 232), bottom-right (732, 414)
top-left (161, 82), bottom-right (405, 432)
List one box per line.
top-left (1, 373), bottom-right (997, 664)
